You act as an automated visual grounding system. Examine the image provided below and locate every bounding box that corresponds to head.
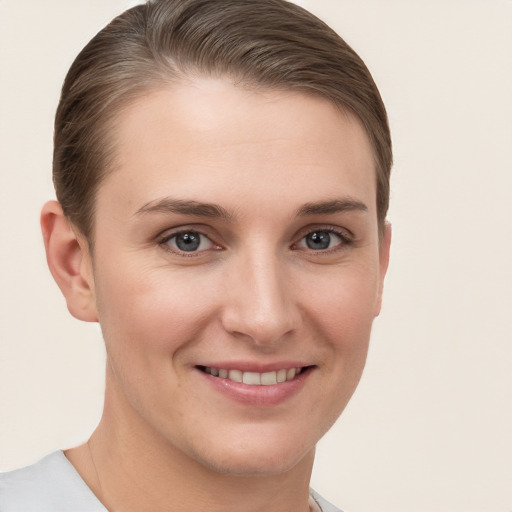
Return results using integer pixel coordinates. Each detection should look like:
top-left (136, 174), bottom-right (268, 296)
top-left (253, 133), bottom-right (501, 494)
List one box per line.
top-left (43, 0), bottom-right (392, 478)
top-left (53, 0), bottom-right (391, 245)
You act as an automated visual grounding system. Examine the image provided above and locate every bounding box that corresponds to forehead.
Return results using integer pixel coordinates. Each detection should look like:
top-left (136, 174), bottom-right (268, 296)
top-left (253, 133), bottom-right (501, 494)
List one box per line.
top-left (99, 78), bottom-right (376, 218)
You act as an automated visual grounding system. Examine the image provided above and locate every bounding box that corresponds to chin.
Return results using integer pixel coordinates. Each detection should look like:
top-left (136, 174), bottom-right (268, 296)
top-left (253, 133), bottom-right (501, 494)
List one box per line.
top-left (184, 428), bottom-right (316, 477)
top-left (194, 449), bottom-right (311, 477)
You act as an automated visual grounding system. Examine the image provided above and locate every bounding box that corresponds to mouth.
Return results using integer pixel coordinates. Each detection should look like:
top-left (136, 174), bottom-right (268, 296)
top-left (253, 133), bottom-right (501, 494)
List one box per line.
top-left (196, 365), bottom-right (312, 386)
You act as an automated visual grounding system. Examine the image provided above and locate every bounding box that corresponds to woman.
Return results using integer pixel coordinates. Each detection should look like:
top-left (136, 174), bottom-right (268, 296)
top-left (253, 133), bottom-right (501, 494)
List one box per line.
top-left (0, 0), bottom-right (391, 510)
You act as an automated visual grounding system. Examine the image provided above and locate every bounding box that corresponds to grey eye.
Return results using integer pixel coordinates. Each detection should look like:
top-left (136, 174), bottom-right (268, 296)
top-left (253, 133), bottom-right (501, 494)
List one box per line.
top-left (298, 230), bottom-right (343, 251)
top-left (167, 231), bottom-right (213, 252)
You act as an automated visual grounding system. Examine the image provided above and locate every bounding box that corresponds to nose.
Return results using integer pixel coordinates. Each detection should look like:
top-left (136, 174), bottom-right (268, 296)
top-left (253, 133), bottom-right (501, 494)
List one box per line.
top-left (220, 250), bottom-right (299, 347)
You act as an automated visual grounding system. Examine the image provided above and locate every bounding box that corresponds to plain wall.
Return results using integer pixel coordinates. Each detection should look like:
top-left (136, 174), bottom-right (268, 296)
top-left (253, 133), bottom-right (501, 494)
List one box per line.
top-left (1, 1), bottom-right (511, 511)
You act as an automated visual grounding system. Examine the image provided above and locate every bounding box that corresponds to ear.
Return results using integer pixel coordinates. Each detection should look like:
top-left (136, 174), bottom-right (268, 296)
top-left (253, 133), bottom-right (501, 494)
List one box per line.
top-left (374, 221), bottom-right (392, 317)
top-left (41, 201), bottom-right (98, 322)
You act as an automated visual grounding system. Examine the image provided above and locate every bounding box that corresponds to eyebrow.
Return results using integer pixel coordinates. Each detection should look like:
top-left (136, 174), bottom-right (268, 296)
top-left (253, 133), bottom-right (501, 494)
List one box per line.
top-left (135, 197), bottom-right (367, 221)
top-left (135, 198), bottom-right (233, 221)
top-left (296, 198), bottom-right (368, 217)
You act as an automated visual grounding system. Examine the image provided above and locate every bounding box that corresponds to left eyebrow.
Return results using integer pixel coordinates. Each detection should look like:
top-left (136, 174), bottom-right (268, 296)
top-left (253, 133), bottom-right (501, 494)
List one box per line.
top-left (134, 198), bottom-right (233, 221)
top-left (296, 198), bottom-right (368, 217)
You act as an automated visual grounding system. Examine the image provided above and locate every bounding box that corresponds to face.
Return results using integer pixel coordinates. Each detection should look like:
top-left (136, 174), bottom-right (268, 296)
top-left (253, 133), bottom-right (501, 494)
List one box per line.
top-left (85, 78), bottom-right (390, 476)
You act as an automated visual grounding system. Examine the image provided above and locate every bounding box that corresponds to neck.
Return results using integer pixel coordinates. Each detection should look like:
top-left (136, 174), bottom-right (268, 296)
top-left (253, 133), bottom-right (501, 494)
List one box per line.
top-left (66, 368), bottom-right (315, 512)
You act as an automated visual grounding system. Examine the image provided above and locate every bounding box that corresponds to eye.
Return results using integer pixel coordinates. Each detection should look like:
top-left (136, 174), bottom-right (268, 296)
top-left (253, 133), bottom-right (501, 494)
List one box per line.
top-left (163, 230), bottom-right (216, 253)
top-left (296, 229), bottom-right (346, 251)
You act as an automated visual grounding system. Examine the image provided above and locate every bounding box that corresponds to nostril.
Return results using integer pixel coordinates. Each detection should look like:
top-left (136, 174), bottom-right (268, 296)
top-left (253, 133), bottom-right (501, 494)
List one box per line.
top-left (221, 311), bottom-right (297, 346)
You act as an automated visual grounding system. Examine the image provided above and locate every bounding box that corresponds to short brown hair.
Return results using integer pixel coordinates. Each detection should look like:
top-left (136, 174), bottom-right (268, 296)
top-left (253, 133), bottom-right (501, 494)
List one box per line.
top-left (53, 0), bottom-right (392, 240)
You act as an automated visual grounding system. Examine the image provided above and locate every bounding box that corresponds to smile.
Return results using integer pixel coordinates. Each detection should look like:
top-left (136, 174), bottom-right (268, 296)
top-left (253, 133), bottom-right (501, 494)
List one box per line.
top-left (198, 366), bottom-right (308, 385)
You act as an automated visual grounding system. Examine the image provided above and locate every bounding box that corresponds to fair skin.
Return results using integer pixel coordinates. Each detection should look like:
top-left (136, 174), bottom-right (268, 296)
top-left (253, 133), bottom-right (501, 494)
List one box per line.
top-left (42, 77), bottom-right (390, 512)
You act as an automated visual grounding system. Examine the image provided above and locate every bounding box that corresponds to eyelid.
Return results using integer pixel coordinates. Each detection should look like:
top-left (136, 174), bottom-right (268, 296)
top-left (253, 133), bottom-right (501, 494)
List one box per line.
top-left (155, 223), bottom-right (354, 256)
top-left (291, 225), bottom-right (355, 252)
top-left (157, 225), bottom-right (222, 256)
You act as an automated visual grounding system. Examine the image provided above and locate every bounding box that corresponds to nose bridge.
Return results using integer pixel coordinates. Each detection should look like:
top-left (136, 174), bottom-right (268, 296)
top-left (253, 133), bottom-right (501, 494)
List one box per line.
top-left (221, 245), bottom-right (297, 345)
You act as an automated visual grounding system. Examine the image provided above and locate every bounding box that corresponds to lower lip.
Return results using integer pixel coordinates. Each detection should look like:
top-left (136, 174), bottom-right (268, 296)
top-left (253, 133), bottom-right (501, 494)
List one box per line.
top-left (196, 367), bottom-right (313, 406)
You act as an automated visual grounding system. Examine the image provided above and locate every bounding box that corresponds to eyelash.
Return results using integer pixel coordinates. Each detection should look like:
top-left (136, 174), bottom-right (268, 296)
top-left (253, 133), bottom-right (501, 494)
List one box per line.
top-left (292, 227), bottom-right (354, 254)
top-left (158, 229), bottom-right (220, 257)
top-left (158, 226), bottom-right (354, 256)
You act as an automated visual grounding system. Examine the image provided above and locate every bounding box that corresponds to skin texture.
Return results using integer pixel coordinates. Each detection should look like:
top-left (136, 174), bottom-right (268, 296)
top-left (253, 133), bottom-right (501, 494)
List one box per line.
top-left (41, 78), bottom-right (390, 512)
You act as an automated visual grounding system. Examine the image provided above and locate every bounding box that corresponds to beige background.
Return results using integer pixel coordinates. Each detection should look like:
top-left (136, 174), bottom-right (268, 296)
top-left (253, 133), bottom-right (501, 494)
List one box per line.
top-left (1, 1), bottom-right (511, 511)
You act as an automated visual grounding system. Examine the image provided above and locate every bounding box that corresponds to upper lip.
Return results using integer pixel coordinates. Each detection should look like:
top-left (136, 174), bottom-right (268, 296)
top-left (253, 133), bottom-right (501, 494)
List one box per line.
top-left (195, 361), bottom-right (313, 373)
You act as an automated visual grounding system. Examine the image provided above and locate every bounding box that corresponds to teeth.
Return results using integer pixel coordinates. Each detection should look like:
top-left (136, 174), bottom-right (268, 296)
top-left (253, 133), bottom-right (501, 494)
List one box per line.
top-left (228, 369), bottom-right (243, 383)
top-left (202, 366), bottom-right (305, 385)
top-left (243, 371), bottom-right (261, 385)
top-left (261, 371), bottom-right (277, 385)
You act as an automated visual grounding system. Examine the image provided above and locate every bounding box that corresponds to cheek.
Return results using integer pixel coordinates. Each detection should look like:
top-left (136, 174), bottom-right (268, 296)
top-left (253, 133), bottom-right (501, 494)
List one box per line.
top-left (93, 265), bottom-right (220, 424)
top-left (304, 263), bottom-right (380, 345)
top-left (301, 263), bottom-right (379, 415)
top-left (94, 262), bottom-right (220, 359)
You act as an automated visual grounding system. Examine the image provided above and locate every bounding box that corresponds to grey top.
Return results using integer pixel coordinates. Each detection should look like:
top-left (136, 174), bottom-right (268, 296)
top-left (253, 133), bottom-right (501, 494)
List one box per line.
top-left (0, 451), bottom-right (108, 512)
top-left (0, 451), bottom-right (342, 511)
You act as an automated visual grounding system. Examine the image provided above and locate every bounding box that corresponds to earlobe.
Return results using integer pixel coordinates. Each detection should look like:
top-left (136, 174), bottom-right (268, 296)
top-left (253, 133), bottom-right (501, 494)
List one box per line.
top-left (41, 201), bottom-right (98, 322)
top-left (374, 221), bottom-right (392, 317)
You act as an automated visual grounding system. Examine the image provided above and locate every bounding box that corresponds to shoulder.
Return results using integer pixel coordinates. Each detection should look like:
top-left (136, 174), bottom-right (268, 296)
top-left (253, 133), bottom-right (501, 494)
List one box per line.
top-left (310, 488), bottom-right (345, 512)
top-left (0, 451), bottom-right (106, 512)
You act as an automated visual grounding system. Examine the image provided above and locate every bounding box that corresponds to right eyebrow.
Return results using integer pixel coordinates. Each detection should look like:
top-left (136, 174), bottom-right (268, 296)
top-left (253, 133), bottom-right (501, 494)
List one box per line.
top-left (295, 198), bottom-right (368, 217)
top-left (134, 198), bottom-right (234, 221)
